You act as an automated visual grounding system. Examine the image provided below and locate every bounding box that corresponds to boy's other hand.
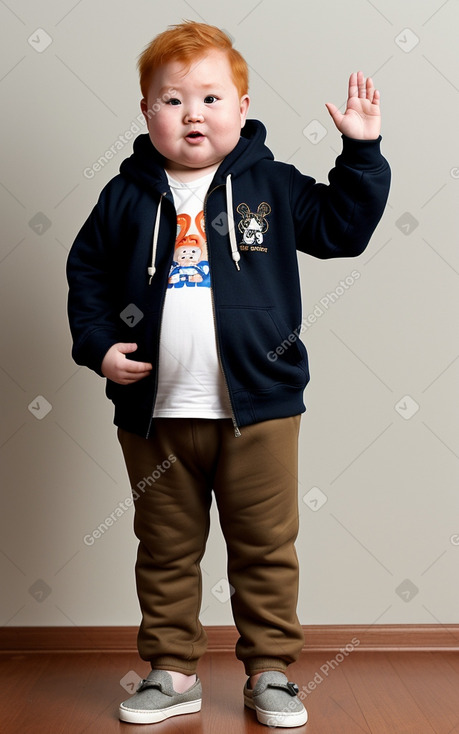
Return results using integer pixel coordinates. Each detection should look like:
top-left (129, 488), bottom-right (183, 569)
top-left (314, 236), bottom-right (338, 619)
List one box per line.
top-left (325, 71), bottom-right (381, 140)
top-left (101, 343), bottom-right (152, 385)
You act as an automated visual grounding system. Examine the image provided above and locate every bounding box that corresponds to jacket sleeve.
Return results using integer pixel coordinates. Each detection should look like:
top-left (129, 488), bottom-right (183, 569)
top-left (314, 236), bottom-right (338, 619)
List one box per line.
top-left (290, 135), bottom-right (391, 258)
top-left (66, 191), bottom-right (121, 376)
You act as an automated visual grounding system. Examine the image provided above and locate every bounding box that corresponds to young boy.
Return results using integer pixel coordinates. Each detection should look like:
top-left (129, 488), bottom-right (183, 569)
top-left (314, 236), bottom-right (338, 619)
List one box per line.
top-left (67, 21), bottom-right (390, 728)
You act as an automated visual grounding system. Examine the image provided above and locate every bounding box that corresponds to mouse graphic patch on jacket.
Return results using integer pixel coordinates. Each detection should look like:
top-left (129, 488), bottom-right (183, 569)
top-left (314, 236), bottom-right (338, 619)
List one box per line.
top-left (237, 202), bottom-right (271, 253)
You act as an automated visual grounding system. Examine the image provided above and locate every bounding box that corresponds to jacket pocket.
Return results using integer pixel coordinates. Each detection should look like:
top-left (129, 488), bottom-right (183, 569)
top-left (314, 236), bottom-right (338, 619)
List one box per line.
top-left (217, 306), bottom-right (308, 391)
top-left (105, 374), bottom-right (154, 404)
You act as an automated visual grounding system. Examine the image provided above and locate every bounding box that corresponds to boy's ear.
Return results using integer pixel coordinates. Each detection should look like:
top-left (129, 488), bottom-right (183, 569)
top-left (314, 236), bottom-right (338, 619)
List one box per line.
top-left (140, 98), bottom-right (148, 121)
top-left (240, 94), bottom-right (250, 128)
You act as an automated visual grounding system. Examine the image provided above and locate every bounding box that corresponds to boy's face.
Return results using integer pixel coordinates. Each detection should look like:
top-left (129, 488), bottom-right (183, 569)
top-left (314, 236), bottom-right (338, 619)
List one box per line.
top-left (141, 50), bottom-right (250, 180)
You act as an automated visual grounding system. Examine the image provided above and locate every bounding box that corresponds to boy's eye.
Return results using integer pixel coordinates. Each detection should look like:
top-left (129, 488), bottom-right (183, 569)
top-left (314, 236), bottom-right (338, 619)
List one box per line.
top-left (167, 98), bottom-right (181, 106)
top-left (204, 95), bottom-right (218, 104)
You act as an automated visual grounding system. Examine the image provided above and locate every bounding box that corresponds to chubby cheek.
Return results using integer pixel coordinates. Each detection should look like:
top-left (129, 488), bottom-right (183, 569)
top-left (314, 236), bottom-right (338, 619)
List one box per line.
top-left (225, 108), bottom-right (246, 136)
top-left (217, 119), bottom-right (243, 151)
top-left (146, 113), bottom-right (175, 154)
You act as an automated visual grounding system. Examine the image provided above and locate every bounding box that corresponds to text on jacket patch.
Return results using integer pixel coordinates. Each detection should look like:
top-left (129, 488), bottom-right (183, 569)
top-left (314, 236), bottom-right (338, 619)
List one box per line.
top-left (237, 202), bottom-right (271, 252)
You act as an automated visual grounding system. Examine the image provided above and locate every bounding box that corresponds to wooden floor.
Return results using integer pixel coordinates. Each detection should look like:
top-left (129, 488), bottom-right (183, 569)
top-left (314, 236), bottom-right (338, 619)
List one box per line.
top-left (1, 650), bottom-right (459, 733)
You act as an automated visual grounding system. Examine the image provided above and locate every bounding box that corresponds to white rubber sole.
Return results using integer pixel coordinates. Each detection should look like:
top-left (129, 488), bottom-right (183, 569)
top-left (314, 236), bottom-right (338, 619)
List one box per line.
top-left (119, 698), bottom-right (201, 724)
top-left (244, 694), bottom-right (308, 728)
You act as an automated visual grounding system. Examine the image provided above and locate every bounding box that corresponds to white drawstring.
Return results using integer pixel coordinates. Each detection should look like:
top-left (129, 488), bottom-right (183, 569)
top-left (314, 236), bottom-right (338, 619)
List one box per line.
top-left (148, 196), bottom-right (162, 284)
top-left (226, 174), bottom-right (240, 270)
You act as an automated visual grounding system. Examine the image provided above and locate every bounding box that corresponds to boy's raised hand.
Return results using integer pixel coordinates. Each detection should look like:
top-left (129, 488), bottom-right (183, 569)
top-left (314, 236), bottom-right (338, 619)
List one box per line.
top-left (101, 343), bottom-right (152, 385)
top-left (325, 71), bottom-right (381, 140)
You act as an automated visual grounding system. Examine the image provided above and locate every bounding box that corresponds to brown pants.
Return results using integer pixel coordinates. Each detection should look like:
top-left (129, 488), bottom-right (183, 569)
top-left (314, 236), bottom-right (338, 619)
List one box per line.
top-left (118, 416), bottom-right (304, 676)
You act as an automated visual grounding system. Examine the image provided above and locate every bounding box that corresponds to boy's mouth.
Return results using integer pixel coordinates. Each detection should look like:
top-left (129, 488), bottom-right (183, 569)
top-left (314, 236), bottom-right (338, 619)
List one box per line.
top-left (186, 131), bottom-right (206, 143)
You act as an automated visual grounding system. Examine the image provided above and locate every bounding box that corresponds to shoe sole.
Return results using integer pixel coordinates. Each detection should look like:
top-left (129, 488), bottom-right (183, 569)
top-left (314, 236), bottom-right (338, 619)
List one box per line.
top-left (244, 694), bottom-right (308, 728)
top-left (119, 698), bottom-right (201, 724)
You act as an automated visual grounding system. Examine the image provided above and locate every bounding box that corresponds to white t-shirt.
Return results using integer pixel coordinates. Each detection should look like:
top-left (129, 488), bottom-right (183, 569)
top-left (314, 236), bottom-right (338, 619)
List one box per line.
top-left (153, 170), bottom-right (232, 419)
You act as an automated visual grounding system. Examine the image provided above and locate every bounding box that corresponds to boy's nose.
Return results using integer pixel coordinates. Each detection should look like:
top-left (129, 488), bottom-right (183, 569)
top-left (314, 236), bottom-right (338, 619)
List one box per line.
top-left (184, 109), bottom-right (204, 123)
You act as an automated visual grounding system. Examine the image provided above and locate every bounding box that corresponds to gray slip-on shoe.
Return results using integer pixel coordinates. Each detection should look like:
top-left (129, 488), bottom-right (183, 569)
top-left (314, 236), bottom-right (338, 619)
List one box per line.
top-left (244, 671), bottom-right (308, 728)
top-left (119, 669), bottom-right (202, 724)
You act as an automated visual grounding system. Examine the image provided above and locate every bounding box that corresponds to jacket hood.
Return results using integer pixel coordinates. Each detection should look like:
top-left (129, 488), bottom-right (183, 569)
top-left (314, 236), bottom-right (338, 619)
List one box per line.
top-left (119, 118), bottom-right (274, 191)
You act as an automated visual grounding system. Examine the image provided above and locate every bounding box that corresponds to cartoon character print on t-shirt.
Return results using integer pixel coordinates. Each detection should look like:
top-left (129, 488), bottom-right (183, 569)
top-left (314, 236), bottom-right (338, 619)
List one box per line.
top-left (167, 211), bottom-right (210, 288)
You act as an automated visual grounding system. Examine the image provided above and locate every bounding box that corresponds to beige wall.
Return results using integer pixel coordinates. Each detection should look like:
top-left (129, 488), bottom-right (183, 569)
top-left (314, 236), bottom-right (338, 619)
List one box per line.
top-left (1, 0), bottom-right (458, 631)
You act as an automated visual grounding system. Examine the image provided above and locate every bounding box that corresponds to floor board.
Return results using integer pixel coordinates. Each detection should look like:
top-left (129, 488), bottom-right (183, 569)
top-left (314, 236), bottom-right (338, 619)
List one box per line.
top-left (1, 650), bottom-right (459, 733)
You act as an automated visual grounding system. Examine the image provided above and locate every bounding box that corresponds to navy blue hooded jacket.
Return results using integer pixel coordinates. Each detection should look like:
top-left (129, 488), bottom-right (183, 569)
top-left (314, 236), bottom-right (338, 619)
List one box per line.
top-left (67, 120), bottom-right (390, 437)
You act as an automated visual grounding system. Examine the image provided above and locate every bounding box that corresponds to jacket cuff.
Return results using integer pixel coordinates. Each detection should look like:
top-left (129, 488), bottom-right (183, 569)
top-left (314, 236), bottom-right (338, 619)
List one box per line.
top-left (339, 135), bottom-right (384, 170)
top-left (72, 332), bottom-right (120, 377)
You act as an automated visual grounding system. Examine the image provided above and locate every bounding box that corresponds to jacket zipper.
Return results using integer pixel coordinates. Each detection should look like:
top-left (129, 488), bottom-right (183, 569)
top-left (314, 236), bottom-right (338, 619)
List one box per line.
top-left (205, 186), bottom-right (241, 438)
top-left (146, 192), bottom-right (173, 440)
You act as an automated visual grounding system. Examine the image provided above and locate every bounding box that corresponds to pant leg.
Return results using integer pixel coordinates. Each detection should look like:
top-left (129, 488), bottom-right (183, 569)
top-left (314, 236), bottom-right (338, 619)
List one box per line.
top-left (117, 419), bottom-right (218, 674)
top-left (212, 416), bottom-right (304, 676)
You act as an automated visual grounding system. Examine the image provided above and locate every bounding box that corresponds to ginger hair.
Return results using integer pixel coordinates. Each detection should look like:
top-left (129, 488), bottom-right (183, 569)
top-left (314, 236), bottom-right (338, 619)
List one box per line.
top-left (138, 21), bottom-right (249, 99)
